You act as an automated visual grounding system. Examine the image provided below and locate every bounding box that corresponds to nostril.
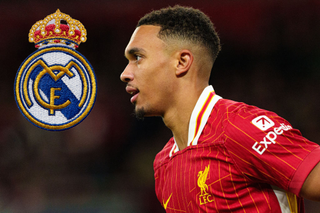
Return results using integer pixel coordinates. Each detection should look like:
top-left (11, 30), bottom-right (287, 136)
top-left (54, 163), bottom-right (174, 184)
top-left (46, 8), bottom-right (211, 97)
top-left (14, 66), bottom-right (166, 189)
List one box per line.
top-left (122, 77), bottom-right (131, 82)
top-left (125, 77), bottom-right (131, 82)
top-left (120, 71), bottom-right (133, 83)
top-left (120, 73), bottom-right (131, 82)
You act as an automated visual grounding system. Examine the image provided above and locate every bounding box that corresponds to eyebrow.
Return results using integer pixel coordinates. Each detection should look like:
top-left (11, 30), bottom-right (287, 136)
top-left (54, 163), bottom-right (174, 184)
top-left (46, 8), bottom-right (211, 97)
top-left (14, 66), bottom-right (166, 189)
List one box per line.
top-left (125, 47), bottom-right (146, 58)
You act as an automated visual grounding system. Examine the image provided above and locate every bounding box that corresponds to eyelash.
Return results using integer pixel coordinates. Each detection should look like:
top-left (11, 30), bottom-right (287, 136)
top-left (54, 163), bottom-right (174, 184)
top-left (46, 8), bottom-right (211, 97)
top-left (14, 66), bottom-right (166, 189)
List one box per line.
top-left (135, 55), bottom-right (142, 62)
top-left (135, 54), bottom-right (142, 63)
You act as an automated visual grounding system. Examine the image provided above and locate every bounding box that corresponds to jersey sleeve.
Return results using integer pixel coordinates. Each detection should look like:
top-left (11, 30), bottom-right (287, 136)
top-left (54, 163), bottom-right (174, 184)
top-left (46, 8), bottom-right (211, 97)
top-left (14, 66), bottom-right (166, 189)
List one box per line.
top-left (224, 104), bottom-right (320, 196)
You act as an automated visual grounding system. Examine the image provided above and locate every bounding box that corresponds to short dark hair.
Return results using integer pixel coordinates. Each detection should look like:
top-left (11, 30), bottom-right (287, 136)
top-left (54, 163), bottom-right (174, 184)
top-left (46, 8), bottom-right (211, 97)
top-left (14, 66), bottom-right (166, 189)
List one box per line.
top-left (137, 5), bottom-right (221, 62)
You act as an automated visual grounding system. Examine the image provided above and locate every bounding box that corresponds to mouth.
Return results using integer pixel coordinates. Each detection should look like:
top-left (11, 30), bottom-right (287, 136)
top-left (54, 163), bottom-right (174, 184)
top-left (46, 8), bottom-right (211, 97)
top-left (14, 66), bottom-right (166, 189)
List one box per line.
top-left (125, 85), bottom-right (140, 104)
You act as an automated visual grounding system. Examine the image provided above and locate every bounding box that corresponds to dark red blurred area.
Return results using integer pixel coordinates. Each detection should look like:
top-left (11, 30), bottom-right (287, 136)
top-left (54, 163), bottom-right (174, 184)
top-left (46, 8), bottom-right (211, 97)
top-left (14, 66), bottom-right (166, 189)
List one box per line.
top-left (0, 0), bottom-right (320, 212)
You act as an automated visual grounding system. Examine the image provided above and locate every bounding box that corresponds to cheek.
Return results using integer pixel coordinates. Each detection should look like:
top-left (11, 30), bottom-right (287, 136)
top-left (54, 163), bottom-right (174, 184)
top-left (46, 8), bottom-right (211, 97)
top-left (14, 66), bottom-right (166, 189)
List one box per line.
top-left (141, 56), bottom-right (174, 89)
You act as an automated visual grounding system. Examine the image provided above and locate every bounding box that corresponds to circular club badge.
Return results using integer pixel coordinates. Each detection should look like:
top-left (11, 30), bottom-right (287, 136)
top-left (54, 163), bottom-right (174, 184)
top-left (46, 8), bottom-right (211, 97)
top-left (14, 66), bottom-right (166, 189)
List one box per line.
top-left (14, 10), bottom-right (97, 130)
top-left (15, 46), bottom-right (97, 130)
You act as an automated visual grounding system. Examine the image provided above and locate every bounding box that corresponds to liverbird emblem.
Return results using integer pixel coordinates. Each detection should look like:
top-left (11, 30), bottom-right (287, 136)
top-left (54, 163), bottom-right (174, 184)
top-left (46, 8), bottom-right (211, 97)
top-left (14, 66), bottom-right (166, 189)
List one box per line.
top-left (197, 165), bottom-right (214, 205)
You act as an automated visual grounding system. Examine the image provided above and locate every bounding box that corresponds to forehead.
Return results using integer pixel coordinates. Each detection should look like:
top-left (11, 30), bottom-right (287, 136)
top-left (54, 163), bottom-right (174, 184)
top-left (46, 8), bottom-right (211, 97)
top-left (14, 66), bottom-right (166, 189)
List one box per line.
top-left (125, 25), bottom-right (165, 56)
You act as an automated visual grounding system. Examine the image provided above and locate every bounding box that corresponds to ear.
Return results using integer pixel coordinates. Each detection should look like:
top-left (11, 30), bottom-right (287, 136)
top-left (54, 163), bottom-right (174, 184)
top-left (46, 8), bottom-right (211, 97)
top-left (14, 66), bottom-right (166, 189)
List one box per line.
top-left (175, 50), bottom-right (193, 77)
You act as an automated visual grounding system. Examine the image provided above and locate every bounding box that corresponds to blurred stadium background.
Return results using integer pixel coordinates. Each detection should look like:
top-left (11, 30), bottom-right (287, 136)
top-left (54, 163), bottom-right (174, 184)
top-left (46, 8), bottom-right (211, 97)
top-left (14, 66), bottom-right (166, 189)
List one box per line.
top-left (1, 0), bottom-right (320, 212)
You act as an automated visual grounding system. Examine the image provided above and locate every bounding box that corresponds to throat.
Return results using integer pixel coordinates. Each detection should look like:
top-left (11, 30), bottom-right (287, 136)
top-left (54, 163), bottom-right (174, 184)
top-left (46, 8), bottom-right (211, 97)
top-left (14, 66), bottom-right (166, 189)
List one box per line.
top-left (173, 133), bottom-right (188, 151)
top-left (163, 109), bottom-right (191, 152)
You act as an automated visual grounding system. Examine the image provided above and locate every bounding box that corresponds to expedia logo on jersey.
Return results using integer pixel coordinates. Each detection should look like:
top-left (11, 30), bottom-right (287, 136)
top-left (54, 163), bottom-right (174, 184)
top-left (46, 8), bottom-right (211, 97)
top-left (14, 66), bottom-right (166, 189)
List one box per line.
top-left (14, 10), bottom-right (97, 131)
top-left (251, 115), bottom-right (292, 155)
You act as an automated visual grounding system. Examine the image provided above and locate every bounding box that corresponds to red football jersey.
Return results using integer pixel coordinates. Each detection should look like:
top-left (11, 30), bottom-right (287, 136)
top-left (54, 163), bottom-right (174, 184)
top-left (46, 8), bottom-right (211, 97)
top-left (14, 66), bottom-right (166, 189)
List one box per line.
top-left (154, 86), bottom-right (320, 213)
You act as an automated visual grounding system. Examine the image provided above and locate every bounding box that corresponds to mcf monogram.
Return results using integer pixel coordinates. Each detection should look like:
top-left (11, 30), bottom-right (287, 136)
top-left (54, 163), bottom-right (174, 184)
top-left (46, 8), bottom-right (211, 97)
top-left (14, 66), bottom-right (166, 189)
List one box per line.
top-left (24, 59), bottom-right (87, 115)
top-left (197, 165), bottom-right (214, 205)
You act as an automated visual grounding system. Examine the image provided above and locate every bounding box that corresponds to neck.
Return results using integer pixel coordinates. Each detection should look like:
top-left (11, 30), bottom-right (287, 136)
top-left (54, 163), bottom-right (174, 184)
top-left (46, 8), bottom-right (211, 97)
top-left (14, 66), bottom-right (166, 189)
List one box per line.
top-left (162, 84), bottom-right (207, 150)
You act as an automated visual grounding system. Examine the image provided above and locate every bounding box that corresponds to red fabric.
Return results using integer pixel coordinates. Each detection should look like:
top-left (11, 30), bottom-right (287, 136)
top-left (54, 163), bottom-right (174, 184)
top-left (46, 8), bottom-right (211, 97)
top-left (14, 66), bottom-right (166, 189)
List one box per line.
top-left (154, 99), bottom-right (320, 212)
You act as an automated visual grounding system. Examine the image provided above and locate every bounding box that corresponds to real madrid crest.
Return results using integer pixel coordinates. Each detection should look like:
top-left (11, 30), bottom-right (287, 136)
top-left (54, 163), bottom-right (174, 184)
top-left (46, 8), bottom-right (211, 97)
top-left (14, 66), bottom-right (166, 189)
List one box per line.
top-left (14, 9), bottom-right (97, 131)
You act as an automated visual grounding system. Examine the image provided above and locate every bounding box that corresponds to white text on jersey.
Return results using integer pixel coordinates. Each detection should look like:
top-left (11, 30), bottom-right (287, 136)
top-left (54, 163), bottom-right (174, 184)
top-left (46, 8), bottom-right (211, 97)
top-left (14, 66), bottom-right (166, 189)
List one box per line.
top-left (252, 123), bottom-right (292, 155)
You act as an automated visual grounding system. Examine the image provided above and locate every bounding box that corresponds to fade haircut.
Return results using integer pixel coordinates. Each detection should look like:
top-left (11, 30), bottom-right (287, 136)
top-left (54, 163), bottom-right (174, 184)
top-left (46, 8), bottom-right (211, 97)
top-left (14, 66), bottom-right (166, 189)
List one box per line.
top-left (137, 5), bottom-right (221, 62)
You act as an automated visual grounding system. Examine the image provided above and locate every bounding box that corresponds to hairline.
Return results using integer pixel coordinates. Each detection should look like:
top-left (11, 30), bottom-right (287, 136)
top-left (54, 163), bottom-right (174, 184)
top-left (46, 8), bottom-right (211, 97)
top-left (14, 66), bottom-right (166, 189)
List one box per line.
top-left (136, 24), bottom-right (212, 60)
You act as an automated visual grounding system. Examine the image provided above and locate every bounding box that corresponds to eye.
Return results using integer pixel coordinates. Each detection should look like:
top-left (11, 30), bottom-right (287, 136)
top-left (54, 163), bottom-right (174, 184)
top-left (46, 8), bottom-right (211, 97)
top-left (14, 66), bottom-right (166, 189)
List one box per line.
top-left (135, 54), bottom-right (143, 63)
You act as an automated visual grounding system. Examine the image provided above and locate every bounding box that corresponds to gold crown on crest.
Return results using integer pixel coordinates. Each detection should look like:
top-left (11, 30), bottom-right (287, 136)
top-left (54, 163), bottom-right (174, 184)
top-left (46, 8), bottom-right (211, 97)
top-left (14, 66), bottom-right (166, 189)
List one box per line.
top-left (28, 9), bottom-right (87, 49)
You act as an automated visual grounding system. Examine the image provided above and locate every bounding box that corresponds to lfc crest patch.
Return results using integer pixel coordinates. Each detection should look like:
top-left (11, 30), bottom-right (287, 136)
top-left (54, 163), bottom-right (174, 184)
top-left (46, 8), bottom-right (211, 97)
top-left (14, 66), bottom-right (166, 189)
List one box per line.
top-left (197, 165), bottom-right (214, 205)
top-left (14, 9), bottom-right (97, 131)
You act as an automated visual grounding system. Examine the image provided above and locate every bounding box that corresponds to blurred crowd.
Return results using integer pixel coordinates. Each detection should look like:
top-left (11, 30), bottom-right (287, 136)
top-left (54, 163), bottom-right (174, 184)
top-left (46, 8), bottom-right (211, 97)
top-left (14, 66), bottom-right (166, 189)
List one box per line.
top-left (0, 0), bottom-right (320, 212)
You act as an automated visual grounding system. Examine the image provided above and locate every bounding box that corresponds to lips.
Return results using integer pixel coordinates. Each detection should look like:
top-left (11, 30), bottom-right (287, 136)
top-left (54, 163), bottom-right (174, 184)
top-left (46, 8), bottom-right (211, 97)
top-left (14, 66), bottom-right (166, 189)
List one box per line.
top-left (125, 85), bottom-right (139, 104)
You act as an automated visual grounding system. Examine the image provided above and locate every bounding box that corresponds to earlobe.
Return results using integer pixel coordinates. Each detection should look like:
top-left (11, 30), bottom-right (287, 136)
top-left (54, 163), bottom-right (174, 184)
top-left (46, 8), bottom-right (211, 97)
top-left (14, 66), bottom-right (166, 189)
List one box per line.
top-left (176, 50), bottom-right (193, 77)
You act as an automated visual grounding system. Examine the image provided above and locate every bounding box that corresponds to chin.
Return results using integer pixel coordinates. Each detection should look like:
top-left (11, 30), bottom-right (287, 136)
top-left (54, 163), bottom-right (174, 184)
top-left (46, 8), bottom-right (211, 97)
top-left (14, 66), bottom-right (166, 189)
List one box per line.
top-left (135, 107), bottom-right (146, 120)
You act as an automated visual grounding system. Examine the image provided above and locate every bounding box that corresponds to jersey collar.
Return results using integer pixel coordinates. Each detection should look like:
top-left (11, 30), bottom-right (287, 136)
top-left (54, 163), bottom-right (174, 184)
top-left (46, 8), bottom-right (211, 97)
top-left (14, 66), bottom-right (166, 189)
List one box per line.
top-left (170, 85), bottom-right (222, 157)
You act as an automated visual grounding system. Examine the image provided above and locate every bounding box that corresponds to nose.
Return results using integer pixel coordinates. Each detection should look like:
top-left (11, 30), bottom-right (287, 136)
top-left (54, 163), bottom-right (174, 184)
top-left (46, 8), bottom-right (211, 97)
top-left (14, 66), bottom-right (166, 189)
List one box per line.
top-left (120, 64), bottom-right (134, 83)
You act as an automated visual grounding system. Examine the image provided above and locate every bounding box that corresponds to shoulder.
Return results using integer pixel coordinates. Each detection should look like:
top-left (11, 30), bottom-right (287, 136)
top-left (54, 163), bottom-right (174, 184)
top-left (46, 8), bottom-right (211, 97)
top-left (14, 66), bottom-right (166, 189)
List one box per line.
top-left (209, 98), bottom-right (279, 129)
top-left (214, 98), bottom-right (274, 118)
top-left (213, 98), bottom-right (284, 129)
